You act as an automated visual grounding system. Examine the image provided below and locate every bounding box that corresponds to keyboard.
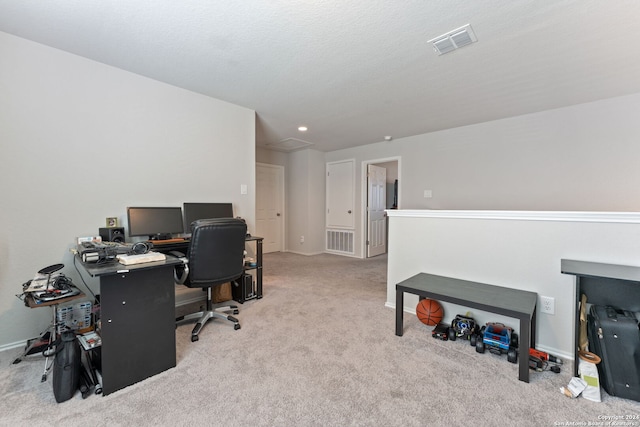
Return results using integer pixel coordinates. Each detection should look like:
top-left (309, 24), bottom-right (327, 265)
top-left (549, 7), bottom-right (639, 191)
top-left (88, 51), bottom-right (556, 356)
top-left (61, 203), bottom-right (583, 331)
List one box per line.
top-left (117, 252), bottom-right (166, 265)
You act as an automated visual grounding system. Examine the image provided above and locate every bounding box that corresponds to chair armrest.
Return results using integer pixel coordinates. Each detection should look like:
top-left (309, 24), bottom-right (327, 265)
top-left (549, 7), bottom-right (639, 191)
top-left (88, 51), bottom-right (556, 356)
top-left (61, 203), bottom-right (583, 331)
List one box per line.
top-left (170, 251), bottom-right (189, 284)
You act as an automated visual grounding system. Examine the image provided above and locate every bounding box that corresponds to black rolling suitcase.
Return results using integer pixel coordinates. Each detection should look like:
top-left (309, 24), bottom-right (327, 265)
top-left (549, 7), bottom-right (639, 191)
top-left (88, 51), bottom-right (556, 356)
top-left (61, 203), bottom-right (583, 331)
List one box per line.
top-left (587, 305), bottom-right (640, 401)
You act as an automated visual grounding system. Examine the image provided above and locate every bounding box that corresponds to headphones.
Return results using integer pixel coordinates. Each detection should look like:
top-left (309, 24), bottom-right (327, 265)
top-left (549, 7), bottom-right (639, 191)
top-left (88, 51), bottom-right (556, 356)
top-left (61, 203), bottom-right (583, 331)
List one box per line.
top-left (131, 241), bottom-right (154, 255)
top-left (51, 274), bottom-right (73, 291)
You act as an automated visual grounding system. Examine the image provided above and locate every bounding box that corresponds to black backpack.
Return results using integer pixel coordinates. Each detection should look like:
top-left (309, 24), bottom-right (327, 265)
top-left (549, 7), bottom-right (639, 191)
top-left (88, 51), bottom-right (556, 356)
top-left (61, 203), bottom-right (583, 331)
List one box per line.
top-left (52, 331), bottom-right (80, 403)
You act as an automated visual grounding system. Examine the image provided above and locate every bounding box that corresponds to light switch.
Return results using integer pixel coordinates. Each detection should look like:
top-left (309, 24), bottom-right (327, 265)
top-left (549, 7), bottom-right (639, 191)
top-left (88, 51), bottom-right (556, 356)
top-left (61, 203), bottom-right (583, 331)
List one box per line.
top-left (241, 184), bottom-right (248, 195)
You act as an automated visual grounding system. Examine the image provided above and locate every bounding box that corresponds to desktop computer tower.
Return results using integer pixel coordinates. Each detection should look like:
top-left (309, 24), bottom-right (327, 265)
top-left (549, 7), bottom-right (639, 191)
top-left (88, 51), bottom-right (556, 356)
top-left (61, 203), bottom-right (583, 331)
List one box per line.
top-left (232, 273), bottom-right (255, 304)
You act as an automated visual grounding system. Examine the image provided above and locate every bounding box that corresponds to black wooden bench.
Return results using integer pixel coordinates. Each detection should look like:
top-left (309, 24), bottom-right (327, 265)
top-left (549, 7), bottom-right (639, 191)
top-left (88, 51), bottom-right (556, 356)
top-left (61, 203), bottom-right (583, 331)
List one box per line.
top-left (396, 272), bottom-right (538, 383)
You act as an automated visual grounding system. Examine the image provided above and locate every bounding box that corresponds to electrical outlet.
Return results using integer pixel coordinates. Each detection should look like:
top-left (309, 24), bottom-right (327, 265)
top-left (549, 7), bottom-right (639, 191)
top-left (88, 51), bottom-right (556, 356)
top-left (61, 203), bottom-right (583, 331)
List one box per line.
top-left (300, 235), bottom-right (305, 243)
top-left (540, 296), bottom-right (555, 315)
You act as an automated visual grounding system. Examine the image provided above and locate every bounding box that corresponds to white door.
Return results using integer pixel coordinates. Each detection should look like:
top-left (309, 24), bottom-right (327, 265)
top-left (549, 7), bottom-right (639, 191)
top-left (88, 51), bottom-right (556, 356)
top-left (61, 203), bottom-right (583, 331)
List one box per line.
top-left (326, 160), bottom-right (355, 228)
top-left (256, 163), bottom-right (284, 253)
top-left (367, 164), bottom-right (386, 257)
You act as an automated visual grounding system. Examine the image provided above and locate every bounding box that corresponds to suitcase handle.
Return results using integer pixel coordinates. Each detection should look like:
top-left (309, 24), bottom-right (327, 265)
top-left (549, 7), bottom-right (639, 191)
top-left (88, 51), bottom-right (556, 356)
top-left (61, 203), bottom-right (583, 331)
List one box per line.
top-left (605, 306), bottom-right (622, 320)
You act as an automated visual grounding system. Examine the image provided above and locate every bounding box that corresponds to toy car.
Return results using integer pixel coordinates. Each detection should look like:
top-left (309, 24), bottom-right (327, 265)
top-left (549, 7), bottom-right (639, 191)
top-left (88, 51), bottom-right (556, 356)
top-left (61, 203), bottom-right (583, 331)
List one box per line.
top-left (475, 322), bottom-right (519, 363)
top-left (447, 314), bottom-right (479, 346)
top-left (431, 322), bottom-right (449, 341)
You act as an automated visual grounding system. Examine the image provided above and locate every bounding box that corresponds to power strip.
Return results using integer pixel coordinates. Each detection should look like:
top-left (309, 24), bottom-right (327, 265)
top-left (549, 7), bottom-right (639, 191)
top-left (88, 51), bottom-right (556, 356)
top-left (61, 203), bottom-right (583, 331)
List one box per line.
top-left (77, 236), bottom-right (102, 244)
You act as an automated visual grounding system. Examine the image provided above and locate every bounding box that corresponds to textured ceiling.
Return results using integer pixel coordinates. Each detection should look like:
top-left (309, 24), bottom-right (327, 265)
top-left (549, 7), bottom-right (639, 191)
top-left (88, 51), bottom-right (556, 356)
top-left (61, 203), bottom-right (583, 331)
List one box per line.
top-left (2, 1), bottom-right (640, 152)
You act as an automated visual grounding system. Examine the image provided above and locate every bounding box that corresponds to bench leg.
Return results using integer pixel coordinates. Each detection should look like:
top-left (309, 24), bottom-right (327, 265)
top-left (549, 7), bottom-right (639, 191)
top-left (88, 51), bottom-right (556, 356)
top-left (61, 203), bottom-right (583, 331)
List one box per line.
top-left (518, 317), bottom-right (530, 383)
top-left (395, 289), bottom-right (404, 336)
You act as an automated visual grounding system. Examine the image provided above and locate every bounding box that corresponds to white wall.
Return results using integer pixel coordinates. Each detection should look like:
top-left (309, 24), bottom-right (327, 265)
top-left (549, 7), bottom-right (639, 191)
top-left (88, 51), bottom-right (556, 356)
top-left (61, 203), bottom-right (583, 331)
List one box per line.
top-left (386, 210), bottom-right (640, 359)
top-left (0, 32), bottom-right (255, 349)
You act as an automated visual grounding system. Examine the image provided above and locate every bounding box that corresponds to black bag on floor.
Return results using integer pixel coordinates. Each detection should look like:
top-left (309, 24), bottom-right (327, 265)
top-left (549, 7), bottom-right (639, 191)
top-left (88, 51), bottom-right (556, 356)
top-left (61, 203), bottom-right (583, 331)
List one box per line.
top-left (52, 331), bottom-right (81, 403)
top-left (588, 305), bottom-right (640, 401)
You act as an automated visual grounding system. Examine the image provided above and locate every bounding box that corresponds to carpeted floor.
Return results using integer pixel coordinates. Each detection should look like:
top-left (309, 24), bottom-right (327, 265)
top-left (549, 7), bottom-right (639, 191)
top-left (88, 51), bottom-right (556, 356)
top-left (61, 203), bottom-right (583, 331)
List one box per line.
top-left (1, 252), bottom-right (638, 426)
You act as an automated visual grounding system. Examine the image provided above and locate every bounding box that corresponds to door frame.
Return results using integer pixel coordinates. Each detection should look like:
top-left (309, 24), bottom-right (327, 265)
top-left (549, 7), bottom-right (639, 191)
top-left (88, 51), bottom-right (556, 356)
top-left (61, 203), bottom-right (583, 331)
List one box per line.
top-left (360, 156), bottom-right (401, 258)
top-left (256, 162), bottom-right (285, 253)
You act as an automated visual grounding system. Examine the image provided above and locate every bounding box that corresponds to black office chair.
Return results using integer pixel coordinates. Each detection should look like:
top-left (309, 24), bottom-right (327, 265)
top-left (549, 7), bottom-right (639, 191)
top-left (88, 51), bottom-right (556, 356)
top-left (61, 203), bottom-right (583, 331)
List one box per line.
top-left (174, 218), bottom-right (247, 342)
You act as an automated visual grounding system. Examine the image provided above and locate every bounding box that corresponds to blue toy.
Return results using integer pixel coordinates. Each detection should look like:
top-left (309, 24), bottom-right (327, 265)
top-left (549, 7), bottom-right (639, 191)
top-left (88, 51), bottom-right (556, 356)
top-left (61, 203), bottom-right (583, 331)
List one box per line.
top-left (475, 322), bottom-right (519, 363)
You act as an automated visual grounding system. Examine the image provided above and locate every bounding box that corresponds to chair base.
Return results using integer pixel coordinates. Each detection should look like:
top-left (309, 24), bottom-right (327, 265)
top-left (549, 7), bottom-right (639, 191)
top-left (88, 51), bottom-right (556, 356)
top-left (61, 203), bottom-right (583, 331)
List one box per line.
top-left (177, 305), bottom-right (241, 342)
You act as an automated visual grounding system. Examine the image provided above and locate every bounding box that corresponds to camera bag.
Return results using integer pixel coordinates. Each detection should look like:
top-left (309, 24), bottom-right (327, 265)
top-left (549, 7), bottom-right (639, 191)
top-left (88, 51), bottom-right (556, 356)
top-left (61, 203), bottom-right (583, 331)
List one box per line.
top-left (52, 331), bottom-right (81, 403)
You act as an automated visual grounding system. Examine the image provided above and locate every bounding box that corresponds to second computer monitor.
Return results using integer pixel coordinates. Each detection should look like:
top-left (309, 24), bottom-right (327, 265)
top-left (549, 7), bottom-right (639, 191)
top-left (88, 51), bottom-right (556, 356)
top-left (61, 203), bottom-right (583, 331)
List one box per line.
top-left (183, 202), bottom-right (234, 231)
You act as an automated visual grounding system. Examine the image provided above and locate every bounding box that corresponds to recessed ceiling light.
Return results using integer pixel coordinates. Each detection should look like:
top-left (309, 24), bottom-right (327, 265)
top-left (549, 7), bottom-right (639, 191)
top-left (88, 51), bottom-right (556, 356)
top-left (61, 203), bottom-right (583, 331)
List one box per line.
top-left (298, 126), bottom-right (308, 132)
top-left (384, 136), bottom-right (393, 141)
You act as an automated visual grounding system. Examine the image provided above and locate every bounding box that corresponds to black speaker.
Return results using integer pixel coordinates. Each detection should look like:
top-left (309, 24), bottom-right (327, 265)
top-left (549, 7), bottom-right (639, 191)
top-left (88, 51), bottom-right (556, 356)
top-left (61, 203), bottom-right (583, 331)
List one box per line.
top-left (99, 227), bottom-right (125, 243)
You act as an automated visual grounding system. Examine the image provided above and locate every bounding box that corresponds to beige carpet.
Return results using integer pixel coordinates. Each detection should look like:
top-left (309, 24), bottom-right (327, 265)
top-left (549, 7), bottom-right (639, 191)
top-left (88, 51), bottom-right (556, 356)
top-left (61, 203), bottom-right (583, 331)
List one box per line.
top-left (1, 252), bottom-right (638, 426)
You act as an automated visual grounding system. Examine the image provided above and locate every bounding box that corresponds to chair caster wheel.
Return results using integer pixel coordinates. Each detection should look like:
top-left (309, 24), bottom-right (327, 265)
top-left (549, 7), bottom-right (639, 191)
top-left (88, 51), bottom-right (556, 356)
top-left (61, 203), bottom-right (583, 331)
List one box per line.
top-left (233, 310), bottom-right (239, 315)
top-left (234, 324), bottom-right (241, 330)
top-left (191, 335), bottom-right (199, 342)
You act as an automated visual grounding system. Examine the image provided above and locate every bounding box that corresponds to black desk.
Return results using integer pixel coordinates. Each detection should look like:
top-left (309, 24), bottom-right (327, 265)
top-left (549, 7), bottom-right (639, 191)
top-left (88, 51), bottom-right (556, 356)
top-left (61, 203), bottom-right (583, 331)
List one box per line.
top-left (243, 236), bottom-right (264, 301)
top-left (561, 259), bottom-right (640, 376)
top-left (78, 256), bottom-right (181, 395)
top-left (396, 272), bottom-right (538, 383)
top-left (152, 236), bottom-right (264, 300)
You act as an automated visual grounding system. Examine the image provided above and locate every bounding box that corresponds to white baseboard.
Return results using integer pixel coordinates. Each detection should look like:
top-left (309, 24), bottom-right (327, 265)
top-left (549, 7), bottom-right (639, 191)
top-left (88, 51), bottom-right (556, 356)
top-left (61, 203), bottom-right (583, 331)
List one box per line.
top-left (286, 250), bottom-right (325, 256)
top-left (0, 340), bottom-right (28, 353)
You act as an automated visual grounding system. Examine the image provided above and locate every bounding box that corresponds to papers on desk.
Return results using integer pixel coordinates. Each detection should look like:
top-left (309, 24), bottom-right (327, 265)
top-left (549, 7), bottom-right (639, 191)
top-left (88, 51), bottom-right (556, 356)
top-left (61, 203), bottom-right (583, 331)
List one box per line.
top-left (24, 273), bottom-right (56, 293)
top-left (25, 273), bottom-right (81, 302)
top-left (116, 251), bottom-right (166, 265)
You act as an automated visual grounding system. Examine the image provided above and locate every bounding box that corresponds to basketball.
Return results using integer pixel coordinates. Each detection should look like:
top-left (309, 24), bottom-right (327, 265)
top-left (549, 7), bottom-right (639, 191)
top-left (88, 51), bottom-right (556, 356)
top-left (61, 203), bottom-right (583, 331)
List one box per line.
top-left (416, 299), bottom-right (444, 326)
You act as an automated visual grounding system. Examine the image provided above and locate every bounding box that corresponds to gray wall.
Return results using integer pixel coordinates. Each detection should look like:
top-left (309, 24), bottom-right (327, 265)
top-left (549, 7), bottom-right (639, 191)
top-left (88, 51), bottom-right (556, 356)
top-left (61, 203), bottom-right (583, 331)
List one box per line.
top-left (286, 149), bottom-right (326, 255)
top-left (0, 32), bottom-right (256, 349)
top-left (257, 147), bottom-right (326, 255)
top-left (256, 147), bottom-right (288, 167)
top-left (325, 92), bottom-right (640, 257)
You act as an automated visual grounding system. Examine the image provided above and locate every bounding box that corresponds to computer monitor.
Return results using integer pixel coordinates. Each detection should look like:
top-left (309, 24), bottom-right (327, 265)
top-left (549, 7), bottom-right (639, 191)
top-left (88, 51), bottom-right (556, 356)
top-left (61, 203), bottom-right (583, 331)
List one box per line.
top-left (183, 202), bottom-right (234, 231)
top-left (127, 207), bottom-right (184, 240)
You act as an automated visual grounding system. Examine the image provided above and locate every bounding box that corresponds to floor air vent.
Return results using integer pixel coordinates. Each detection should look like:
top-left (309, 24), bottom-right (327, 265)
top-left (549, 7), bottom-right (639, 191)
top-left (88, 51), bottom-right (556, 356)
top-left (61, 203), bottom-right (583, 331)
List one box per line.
top-left (326, 230), bottom-right (354, 254)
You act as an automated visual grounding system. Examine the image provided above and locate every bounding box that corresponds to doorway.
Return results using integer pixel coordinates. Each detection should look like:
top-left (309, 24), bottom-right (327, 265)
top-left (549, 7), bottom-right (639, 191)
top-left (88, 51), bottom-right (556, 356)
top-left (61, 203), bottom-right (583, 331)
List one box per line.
top-left (362, 157), bottom-right (400, 258)
top-left (256, 163), bottom-right (285, 253)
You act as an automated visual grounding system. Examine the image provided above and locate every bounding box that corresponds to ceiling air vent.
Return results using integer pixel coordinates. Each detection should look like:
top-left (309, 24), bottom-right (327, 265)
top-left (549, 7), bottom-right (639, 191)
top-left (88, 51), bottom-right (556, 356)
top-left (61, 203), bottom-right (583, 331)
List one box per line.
top-left (428, 24), bottom-right (477, 55)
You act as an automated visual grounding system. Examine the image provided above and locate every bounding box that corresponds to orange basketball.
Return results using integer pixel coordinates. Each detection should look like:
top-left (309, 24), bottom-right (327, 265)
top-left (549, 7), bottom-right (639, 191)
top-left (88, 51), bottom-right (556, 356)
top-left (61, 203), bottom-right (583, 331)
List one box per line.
top-left (416, 299), bottom-right (444, 326)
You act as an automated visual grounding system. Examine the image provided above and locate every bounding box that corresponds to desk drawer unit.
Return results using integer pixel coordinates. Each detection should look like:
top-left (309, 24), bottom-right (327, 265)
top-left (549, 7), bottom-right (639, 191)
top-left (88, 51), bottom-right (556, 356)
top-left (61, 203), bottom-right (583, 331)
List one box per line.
top-left (99, 265), bottom-right (176, 395)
